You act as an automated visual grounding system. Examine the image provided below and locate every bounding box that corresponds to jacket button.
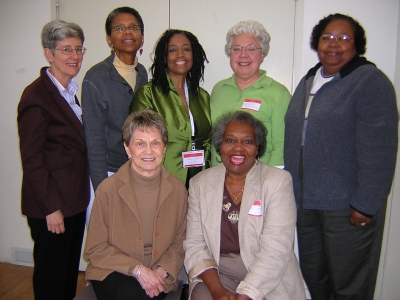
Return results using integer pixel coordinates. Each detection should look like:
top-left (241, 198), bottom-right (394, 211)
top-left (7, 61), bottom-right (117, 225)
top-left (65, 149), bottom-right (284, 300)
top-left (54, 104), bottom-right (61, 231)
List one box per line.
top-left (155, 231), bottom-right (159, 237)
top-left (154, 251), bottom-right (158, 257)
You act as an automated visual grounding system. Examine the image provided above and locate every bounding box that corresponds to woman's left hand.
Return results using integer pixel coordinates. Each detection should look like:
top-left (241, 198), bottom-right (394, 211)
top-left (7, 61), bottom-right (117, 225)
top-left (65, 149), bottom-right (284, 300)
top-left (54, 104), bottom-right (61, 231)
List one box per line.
top-left (236, 294), bottom-right (251, 300)
top-left (135, 266), bottom-right (165, 297)
top-left (349, 208), bottom-right (371, 227)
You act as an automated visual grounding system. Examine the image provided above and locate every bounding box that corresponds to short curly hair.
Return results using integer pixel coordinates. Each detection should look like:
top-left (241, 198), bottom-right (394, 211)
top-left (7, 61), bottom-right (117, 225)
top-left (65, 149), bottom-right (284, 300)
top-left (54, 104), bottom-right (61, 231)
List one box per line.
top-left (225, 20), bottom-right (271, 58)
top-left (310, 13), bottom-right (366, 55)
top-left (150, 29), bottom-right (208, 97)
top-left (211, 111), bottom-right (267, 158)
top-left (105, 6), bottom-right (144, 36)
top-left (122, 109), bottom-right (168, 146)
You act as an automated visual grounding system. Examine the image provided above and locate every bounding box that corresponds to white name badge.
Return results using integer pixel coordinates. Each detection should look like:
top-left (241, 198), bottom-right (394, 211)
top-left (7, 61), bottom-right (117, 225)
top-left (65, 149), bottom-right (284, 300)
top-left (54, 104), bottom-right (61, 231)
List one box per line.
top-left (182, 150), bottom-right (205, 168)
top-left (242, 99), bottom-right (262, 112)
top-left (248, 200), bottom-right (262, 217)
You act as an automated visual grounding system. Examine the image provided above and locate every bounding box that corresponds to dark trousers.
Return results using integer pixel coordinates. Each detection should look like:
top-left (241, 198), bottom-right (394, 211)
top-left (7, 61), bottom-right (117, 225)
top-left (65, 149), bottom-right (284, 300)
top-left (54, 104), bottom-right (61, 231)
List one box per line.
top-left (28, 210), bottom-right (86, 300)
top-left (91, 271), bottom-right (167, 300)
top-left (296, 202), bottom-right (386, 300)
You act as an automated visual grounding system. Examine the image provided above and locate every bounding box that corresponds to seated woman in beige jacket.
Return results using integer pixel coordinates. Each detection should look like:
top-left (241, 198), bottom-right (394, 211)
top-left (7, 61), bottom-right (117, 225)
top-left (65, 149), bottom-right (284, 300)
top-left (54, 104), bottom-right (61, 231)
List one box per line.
top-left (85, 109), bottom-right (188, 300)
top-left (184, 111), bottom-right (305, 300)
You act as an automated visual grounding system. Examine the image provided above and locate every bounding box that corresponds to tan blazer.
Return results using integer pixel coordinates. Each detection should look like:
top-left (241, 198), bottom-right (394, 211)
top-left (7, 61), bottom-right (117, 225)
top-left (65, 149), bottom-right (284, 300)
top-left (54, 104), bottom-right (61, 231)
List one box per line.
top-left (184, 163), bottom-right (305, 300)
top-left (85, 161), bottom-right (188, 293)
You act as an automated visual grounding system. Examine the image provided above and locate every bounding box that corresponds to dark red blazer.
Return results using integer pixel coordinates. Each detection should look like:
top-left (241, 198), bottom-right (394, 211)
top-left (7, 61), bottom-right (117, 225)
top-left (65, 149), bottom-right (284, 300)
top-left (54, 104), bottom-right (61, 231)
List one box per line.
top-left (18, 67), bottom-right (90, 218)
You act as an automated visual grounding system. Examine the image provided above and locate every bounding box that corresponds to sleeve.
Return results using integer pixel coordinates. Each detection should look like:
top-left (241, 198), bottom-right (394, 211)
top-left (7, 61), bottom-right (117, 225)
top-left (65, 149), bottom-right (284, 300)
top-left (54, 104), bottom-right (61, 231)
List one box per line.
top-left (183, 177), bottom-right (219, 283)
top-left (18, 93), bottom-right (64, 215)
top-left (152, 184), bottom-right (188, 285)
top-left (129, 85), bottom-right (154, 113)
top-left (237, 172), bottom-right (297, 299)
top-left (82, 77), bottom-right (108, 191)
top-left (267, 86), bottom-right (292, 167)
top-left (351, 70), bottom-right (398, 215)
top-left (84, 185), bottom-right (142, 275)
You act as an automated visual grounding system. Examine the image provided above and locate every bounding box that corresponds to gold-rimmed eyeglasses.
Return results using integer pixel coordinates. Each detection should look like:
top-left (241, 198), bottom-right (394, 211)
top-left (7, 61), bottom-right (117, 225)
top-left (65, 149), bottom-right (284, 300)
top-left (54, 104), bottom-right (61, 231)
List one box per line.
top-left (320, 34), bottom-right (354, 43)
top-left (112, 25), bottom-right (141, 33)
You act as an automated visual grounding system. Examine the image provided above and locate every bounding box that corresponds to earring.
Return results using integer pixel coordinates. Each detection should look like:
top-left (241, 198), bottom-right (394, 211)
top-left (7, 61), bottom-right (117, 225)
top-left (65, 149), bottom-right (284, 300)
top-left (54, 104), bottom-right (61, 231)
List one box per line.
top-left (139, 48), bottom-right (143, 56)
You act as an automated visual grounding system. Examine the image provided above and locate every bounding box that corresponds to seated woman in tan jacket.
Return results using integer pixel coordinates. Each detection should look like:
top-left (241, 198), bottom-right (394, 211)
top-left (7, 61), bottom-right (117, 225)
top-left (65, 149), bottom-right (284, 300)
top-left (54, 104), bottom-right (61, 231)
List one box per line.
top-left (184, 111), bottom-right (305, 300)
top-left (85, 109), bottom-right (188, 300)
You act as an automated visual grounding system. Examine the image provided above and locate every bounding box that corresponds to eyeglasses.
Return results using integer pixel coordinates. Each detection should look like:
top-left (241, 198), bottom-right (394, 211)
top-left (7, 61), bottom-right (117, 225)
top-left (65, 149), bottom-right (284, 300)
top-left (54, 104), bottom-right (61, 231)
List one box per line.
top-left (230, 45), bottom-right (262, 55)
top-left (112, 25), bottom-right (141, 33)
top-left (320, 34), bottom-right (354, 43)
top-left (55, 46), bottom-right (86, 55)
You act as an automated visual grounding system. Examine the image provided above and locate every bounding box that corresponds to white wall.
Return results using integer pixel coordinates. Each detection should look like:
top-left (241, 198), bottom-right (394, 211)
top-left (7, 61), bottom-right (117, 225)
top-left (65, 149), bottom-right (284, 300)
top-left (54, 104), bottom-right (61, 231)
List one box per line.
top-left (1, 0), bottom-right (399, 298)
top-left (379, 2), bottom-right (400, 299)
top-left (56, 0), bottom-right (296, 95)
top-left (0, 0), bottom-right (51, 266)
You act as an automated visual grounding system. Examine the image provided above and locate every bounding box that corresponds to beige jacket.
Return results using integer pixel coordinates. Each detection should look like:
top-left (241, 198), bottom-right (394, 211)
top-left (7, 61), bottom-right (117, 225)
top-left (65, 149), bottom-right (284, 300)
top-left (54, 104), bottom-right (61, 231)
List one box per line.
top-left (183, 163), bottom-right (305, 300)
top-left (85, 161), bottom-right (188, 292)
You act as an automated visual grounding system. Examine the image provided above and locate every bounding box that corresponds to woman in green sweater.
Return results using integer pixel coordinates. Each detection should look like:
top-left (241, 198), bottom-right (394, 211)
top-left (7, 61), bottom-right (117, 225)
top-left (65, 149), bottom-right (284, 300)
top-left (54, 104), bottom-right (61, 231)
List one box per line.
top-left (210, 20), bottom-right (291, 168)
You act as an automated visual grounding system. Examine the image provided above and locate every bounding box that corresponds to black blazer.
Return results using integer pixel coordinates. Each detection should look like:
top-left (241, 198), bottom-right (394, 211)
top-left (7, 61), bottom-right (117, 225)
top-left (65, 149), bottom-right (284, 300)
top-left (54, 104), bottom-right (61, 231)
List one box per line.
top-left (18, 67), bottom-right (90, 218)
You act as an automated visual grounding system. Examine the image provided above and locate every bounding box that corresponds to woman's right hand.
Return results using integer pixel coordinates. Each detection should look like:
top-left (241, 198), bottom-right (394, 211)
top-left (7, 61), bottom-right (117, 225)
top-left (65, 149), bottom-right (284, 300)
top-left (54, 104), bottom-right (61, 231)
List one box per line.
top-left (134, 265), bottom-right (165, 298)
top-left (199, 269), bottom-right (236, 300)
top-left (210, 287), bottom-right (237, 300)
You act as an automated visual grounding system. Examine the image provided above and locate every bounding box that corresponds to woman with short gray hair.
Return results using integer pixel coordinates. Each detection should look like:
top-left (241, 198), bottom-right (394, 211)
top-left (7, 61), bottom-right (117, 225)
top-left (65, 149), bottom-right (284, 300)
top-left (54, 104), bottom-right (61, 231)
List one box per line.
top-left (85, 109), bottom-right (187, 300)
top-left (224, 20), bottom-right (271, 57)
top-left (41, 19), bottom-right (84, 51)
top-left (210, 20), bottom-right (291, 169)
top-left (18, 19), bottom-right (89, 299)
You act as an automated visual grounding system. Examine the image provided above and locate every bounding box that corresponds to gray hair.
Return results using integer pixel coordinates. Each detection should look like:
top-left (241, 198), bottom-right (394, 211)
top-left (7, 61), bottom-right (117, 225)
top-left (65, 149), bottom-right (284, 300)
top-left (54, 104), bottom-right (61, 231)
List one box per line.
top-left (123, 109), bottom-right (168, 146)
top-left (41, 20), bottom-right (85, 54)
top-left (211, 110), bottom-right (267, 158)
top-left (225, 20), bottom-right (271, 58)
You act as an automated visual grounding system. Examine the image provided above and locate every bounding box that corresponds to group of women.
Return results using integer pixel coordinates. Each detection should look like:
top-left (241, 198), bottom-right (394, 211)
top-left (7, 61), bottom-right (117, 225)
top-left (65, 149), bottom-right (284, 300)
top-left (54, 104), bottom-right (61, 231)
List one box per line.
top-left (19, 4), bottom-right (397, 300)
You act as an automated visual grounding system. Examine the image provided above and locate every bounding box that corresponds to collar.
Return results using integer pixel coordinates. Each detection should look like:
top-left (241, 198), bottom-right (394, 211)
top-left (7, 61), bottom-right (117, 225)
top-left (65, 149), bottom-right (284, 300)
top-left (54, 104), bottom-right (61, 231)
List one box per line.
top-left (46, 68), bottom-right (78, 96)
top-left (305, 55), bottom-right (375, 80)
top-left (224, 69), bottom-right (272, 90)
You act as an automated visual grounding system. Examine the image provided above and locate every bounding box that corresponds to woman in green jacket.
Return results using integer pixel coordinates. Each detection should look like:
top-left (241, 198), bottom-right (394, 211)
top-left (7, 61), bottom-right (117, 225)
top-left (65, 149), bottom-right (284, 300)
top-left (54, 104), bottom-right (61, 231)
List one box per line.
top-left (130, 29), bottom-right (211, 186)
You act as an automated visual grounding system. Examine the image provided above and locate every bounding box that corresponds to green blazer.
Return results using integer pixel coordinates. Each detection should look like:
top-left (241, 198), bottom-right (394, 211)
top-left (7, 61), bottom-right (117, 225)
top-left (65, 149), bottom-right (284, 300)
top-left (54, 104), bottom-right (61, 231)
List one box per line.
top-left (130, 75), bottom-right (211, 183)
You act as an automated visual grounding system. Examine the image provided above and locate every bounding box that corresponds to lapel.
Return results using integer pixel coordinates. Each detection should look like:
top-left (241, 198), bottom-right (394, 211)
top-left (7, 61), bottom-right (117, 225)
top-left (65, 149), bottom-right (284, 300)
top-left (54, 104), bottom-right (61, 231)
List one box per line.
top-left (156, 166), bottom-right (173, 210)
top-left (41, 67), bottom-right (86, 142)
top-left (117, 162), bottom-right (141, 222)
top-left (239, 163), bottom-right (261, 238)
top-left (204, 164), bottom-right (226, 258)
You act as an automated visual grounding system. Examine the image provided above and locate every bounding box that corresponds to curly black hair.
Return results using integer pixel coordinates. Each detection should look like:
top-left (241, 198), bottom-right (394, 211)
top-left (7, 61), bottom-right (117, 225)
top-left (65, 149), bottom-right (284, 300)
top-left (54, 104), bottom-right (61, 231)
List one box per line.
top-left (105, 7), bottom-right (144, 36)
top-left (310, 13), bottom-right (366, 55)
top-left (211, 110), bottom-right (267, 158)
top-left (151, 29), bottom-right (208, 96)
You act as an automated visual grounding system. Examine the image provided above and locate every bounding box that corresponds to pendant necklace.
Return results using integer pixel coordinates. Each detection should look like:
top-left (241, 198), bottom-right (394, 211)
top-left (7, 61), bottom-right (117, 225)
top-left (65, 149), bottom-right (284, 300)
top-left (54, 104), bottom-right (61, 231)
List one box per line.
top-left (225, 182), bottom-right (244, 202)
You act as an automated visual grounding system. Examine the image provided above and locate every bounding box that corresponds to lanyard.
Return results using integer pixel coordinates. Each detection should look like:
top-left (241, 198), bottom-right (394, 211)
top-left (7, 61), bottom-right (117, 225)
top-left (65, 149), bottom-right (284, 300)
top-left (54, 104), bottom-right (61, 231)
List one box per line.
top-left (184, 81), bottom-right (195, 137)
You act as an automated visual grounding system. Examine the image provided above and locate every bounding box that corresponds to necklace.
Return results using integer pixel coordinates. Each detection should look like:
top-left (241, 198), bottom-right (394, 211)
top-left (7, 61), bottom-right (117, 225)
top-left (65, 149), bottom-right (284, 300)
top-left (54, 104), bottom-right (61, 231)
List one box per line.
top-left (225, 182), bottom-right (244, 202)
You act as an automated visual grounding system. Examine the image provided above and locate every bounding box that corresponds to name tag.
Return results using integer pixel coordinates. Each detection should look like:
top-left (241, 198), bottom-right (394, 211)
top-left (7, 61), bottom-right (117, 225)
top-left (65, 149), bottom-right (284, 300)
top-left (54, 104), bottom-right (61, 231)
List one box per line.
top-left (248, 200), bottom-right (262, 217)
top-left (182, 150), bottom-right (205, 168)
top-left (242, 99), bottom-right (262, 112)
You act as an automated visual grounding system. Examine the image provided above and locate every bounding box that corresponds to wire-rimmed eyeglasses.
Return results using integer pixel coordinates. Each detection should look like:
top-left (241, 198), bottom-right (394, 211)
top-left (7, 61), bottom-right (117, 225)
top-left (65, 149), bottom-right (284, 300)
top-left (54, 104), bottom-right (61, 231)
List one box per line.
top-left (230, 45), bottom-right (262, 55)
top-left (55, 46), bottom-right (86, 55)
